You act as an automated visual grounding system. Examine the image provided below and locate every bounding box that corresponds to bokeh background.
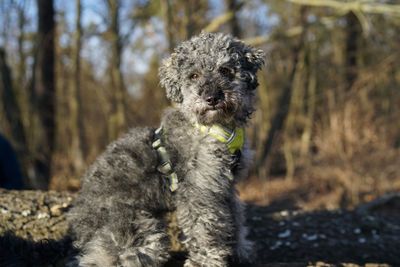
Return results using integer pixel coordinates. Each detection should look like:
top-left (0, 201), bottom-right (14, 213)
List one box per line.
top-left (0, 0), bottom-right (399, 210)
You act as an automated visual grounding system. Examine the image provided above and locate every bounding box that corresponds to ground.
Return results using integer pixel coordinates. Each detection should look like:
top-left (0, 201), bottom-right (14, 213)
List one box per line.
top-left (247, 205), bottom-right (400, 266)
top-left (0, 186), bottom-right (399, 267)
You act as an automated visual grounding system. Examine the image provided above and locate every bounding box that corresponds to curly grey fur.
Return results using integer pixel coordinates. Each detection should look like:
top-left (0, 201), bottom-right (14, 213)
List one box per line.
top-left (68, 32), bottom-right (264, 267)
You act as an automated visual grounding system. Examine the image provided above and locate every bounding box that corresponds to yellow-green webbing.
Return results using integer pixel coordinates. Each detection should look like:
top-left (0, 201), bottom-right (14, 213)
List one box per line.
top-left (195, 123), bottom-right (245, 154)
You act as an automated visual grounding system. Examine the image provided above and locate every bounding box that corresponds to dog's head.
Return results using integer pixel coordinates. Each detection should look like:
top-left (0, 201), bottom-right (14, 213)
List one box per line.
top-left (159, 32), bottom-right (264, 126)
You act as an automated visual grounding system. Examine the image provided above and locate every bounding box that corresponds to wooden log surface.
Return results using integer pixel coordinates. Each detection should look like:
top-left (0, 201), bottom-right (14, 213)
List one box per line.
top-left (1, 189), bottom-right (399, 267)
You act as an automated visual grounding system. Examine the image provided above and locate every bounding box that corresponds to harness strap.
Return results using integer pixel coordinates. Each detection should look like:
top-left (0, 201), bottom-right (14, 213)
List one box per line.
top-left (195, 123), bottom-right (245, 154)
top-left (153, 124), bottom-right (245, 192)
top-left (152, 127), bottom-right (179, 192)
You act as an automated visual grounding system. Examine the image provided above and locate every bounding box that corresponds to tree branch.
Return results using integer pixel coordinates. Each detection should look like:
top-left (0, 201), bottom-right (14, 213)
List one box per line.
top-left (243, 26), bottom-right (303, 46)
top-left (287, 0), bottom-right (400, 17)
top-left (203, 2), bottom-right (244, 33)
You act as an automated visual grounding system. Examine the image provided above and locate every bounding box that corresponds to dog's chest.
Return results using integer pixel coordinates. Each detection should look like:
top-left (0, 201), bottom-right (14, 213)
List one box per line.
top-left (160, 130), bottom-right (237, 184)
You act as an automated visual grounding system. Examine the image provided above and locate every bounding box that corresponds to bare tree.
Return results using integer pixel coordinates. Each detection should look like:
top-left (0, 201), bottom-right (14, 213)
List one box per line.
top-left (68, 0), bottom-right (84, 173)
top-left (203, 0), bottom-right (243, 33)
top-left (225, 0), bottom-right (241, 37)
top-left (161, 0), bottom-right (208, 49)
top-left (161, 0), bottom-right (175, 52)
top-left (106, 0), bottom-right (126, 141)
top-left (256, 7), bottom-right (308, 175)
top-left (0, 48), bottom-right (27, 163)
top-left (345, 11), bottom-right (361, 90)
top-left (16, 1), bottom-right (27, 88)
top-left (31, 0), bottom-right (55, 189)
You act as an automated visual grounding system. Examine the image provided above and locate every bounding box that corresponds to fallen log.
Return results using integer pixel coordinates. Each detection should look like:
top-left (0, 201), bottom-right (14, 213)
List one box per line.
top-left (1, 189), bottom-right (399, 267)
top-left (0, 189), bottom-right (73, 241)
top-left (0, 189), bottom-right (73, 266)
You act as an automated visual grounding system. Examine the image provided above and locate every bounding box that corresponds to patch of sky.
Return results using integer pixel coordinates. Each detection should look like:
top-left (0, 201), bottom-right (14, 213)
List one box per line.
top-left (238, 0), bottom-right (279, 36)
top-left (123, 17), bottom-right (168, 96)
top-left (208, 0), bottom-right (225, 20)
top-left (81, 36), bottom-right (109, 80)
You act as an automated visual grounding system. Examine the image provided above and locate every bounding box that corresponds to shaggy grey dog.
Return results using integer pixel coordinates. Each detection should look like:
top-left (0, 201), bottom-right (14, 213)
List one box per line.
top-left (68, 32), bottom-right (264, 267)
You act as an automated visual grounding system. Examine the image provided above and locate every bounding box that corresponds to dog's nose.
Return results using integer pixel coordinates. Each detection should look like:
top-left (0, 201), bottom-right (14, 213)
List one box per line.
top-left (205, 95), bottom-right (219, 106)
top-left (204, 91), bottom-right (223, 106)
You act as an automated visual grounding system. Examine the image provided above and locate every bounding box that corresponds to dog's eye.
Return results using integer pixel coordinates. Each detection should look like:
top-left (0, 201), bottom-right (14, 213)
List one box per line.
top-left (189, 73), bottom-right (199, 80)
top-left (219, 67), bottom-right (234, 79)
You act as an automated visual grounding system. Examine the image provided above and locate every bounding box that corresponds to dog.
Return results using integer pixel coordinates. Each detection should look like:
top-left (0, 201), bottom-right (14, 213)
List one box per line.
top-left (68, 32), bottom-right (264, 267)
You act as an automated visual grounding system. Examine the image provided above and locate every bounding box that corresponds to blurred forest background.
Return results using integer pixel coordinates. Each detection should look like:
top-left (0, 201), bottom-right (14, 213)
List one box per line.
top-left (0, 0), bottom-right (399, 209)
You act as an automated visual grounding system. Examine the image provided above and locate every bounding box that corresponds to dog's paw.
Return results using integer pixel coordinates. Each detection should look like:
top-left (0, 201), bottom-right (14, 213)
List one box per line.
top-left (235, 238), bottom-right (256, 264)
top-left (120, 248), bottom-right (169, 267)
top-left (184, 259), bottom-right (200, 267)
top-left (184, 258), bottom-right (228, 267)
top-left (119, 250), bottom-right (153, 267)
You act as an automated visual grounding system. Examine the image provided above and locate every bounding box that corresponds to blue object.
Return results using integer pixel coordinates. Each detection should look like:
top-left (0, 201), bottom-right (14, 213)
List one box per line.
top-left (0, 134), bottom-right (23, 189)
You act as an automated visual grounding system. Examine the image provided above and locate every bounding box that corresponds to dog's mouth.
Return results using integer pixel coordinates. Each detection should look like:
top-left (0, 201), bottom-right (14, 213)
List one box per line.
top-left (200, 100), bottom-right (233, 114)
top-left (202, 102), bottom-right (225, 112)
top-left (196, 98), bottom-right (238, 125)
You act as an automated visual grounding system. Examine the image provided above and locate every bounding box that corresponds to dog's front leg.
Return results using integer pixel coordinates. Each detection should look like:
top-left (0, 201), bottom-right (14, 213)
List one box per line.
top-left (177, 191), bottom-right (234, 267)
top-left (176, 164), bottom-right (236, 267)
top-left (232, 194), bottom-right (255, 264)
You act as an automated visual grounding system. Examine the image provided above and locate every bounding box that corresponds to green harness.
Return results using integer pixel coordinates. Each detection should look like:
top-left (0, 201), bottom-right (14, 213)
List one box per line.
top-left (152, 124), bottom-right (245, 192)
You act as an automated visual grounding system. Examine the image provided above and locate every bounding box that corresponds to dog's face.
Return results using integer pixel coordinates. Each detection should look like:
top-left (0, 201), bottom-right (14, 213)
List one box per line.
top-left (159, 32), bottom-right (264, 126)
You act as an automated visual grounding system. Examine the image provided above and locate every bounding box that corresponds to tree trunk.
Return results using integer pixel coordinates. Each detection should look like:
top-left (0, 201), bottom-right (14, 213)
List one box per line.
top-left (17, 4), bottom-right (27, 88)
top-left (16, 2), bottom-right (31, 144)
top-left (161, 0), bottom-right (175, 52)
top-left (107, 0), bottom-right (126, 141)
top-left (32, 0), bottom-right (55, 189)
top-left (255, 7), bottom-right (308, 176)
top-left (344, 11), bottom-right (361, 91)
top-left (182, 0), bottom-right (208, 39)
top-left (69, 0), bottom-right (84, 174)
top-left (300, 44), bottom-right (317, 158)
top-left (0, 49), bottom-right (27, 161)
top-left (225, 0), bottom-right (241, 37)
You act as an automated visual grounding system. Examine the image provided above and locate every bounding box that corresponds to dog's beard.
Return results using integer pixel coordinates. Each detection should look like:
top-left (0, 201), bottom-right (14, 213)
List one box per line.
top-left (194, 91), bottom-right (240, 126)
top-left (198, 108), bottom-right (230, 125)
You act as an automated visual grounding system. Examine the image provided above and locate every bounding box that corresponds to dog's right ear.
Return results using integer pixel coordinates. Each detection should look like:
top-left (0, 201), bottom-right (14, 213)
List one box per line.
top-left (159, 55), bottom-right (183, 103)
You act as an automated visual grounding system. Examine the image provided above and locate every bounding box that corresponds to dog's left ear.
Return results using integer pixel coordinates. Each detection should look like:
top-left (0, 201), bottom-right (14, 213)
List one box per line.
top-left (245, 47), bottom-right (265, 72)
top-left (159, 55), bottom-right (183, 103)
